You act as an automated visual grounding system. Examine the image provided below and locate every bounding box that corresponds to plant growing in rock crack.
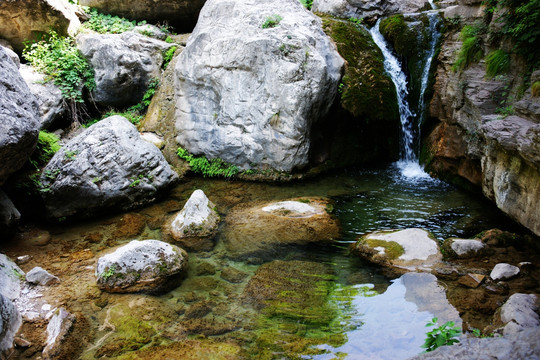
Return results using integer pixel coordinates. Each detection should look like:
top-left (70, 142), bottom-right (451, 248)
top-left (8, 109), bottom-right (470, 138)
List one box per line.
top-left (162, 46), bottom-right (177, 70)
top-left (177, 147), bottom-right (240, 178)
top-left (101, 265), bottom-right (118, 281)
top-left (299, 0), bottom-right (313, 10)
top-left (422, 317), bottom-right (461, 352)
top-left (262, 14), bottom-right (283, 29)
top-left (452, 23), bottom-right (485, 71)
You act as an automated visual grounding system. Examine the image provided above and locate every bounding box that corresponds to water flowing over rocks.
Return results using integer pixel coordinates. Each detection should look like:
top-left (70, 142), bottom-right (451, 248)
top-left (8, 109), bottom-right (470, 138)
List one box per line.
top-left (163, 190), bottom-right (220, 252)
top-left (223, 198), bottom-right (340, 260)
top-left (0, 0), bottom-right (81, 53)
top-left (168, 0), bottom-right (344, 172)
top-left (0, 47), bottom-right (40, 186)
top-left (96, 239), bottom-right (188, 293)
top-left (78, 0), bottom-right (206, 32)
top-left (39, 115), bottom-right (178, 218)
top-left (352, 228), bottom-right (442, 273)
top-left (77, 32), bottom-right (175, 107)
top-left (19, 64), bottom-right (67, 130)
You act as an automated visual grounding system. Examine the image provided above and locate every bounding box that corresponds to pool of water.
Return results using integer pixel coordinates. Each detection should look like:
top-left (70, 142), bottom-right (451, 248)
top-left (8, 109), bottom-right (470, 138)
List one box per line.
top-left (6, 165), bottom-right (522, 359)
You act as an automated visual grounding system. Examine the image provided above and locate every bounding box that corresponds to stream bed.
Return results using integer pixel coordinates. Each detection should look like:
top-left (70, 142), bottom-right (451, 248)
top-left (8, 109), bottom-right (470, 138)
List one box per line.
top-left (4, 165), bottom-right (533, 359)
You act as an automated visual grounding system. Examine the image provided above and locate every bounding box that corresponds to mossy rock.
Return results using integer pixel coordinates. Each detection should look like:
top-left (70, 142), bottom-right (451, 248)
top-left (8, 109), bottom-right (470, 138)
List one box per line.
top-left (114, 339), bottom-right (247, 359)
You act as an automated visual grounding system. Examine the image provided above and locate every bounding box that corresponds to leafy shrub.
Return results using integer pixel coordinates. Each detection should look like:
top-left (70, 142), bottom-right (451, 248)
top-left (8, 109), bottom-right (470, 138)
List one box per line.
top-left (23, 31), bottom-right (95, 103)
top-left (299, 0), bottom-right (313, 10)
top-left (162, 46), bottom-right (177, 70)
top-left (262, 14), bottom-right (283, 29)
top-left (177, 147), bottom-right (239, 178)
top-left (452, 24), bottom-right (484, 71)
top-left (83, 8), bottom-right (137, 34)
top-left (532, 81), bottom-right (540, 97)
top-left (422, 317), bottom-right (461, 352)
top-left (485, 49), bottom-right (510, 77)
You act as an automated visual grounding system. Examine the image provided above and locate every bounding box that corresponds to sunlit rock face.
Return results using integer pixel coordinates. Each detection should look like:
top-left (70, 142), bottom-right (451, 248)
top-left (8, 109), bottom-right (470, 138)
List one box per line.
top-left (172, 0), bottom-right (344, 172)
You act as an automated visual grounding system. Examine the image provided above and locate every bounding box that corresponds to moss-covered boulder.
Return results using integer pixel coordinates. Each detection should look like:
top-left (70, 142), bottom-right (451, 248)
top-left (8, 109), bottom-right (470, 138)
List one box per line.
top-left (351, 228), bottom-right (442, 273)
top-left (311, 16), bottom-right (400, 168)
top-left (95, 240), bottom-right (188, 294)
top-left (441, 238), bottom-right (488, 259)
top-left (222, 198), bottom-right (340, 260)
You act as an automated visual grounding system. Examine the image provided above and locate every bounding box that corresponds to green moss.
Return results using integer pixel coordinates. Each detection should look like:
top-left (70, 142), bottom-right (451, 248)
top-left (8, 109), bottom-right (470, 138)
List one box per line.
top-left (320, 17), bottom-right (398, 121)
top-left (379, 15), bottom-right (415, 58)
top-left (532, 81), bottom-right (540, 97)
top-left (363, 239), bottom-right (405, 259)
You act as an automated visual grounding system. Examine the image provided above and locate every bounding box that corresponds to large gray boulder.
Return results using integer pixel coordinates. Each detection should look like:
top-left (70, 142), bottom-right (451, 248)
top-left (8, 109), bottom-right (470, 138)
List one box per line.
top-left (172, 0), bottom-right (344, 172)
top-left (499, 293), bottom-right (540, 336)
top-left (77, 31), bottom-right (175, 107)
top-left (39, 115), bottom-right (178, 218)
top-left (0, 294), bottom-right (22, 353)
top-left (312, 0), bottom-right (430, 21)
top-left (0, 47), bottom-right (40, 185)
top-left (19, 64), bottom-right (67, 129)
top-left (79, 0), bottom-right (206, 31)
top-left (0, 0), bottom-right (81, 53)
top-left (96, 239), bottom-right (188, 293)
top-left (0, 254), bottom-right (24, 300)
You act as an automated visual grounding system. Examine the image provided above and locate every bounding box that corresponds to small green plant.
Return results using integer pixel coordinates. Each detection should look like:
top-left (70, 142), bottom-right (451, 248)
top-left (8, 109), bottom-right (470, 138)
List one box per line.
top-left (165, 35), bottom-right (174, 43)
top-left (532, 81), bottom-right (540, 97)
top-left (485, 49), bottom-right (510, 78)
top-left (101, 265), bottom-right (118, 281)
top-left (23, 31), bottom-right (96, 106)
top-left (130, 78), bottom-right (159, 112)
top-left (422, 317), bottom-right (461, 352)
top-left (496, 104), bottom-right (514, 117)
top-left (177, 147), bottom-right (239, 178)
top-left (262, 14), bottom-right (283, 29)
top-left (83, 8), bottom-right (137, 34)
top-left (299, 0), bottom-right (313, 10)
top-left (452, 24), bottom-right (484, 71)
top-left (348, 17), bottom-right (363, 27)
top-left (91, 176), bottom-right (102, 184)
top-left (129, 173), bottom-right (154, 187)
top-left (64, 150), bottom-right (79, 160)
top-left (162, 46), bottom-right (177, 70)
top-left (29, 131), bottom-right (61, 169)
top-left (447, 15), bottom-right (462, 27)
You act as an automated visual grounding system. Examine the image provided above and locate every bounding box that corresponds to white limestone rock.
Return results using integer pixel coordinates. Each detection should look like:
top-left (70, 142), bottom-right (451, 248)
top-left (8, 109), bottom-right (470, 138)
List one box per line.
top-left (26, 267), bottom-right (60, 286)
top-left (442, 238), bottom-right (486, 259)
top-left (500, 293), bottom-right (540, 336)
top-left (0, 254), bottom-right (24, 300)
top-left (0, 294), bottom-right (22, 352)
top-left (490, 263), bottom-right (520, 281)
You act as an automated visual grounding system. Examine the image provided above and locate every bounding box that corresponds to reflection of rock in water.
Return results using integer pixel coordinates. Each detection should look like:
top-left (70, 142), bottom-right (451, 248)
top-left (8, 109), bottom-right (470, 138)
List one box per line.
top-left (401, 272), bottom-right (461, 327)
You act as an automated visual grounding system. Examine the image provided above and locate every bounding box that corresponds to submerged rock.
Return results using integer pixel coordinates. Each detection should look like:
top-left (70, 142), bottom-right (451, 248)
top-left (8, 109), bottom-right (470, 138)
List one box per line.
top-left (96, 239), bottom-right (188, 294)
top-left (39, 115), bottom-right (178, 218)
top-left (0, 294), bottom-right (22, 353)
top-left (163, 190), bottom-right (220, 252)
top-left (77, 31), bottom-right (175, 107)
top-left (0, 47), bottom-right (40, 185)
top-left (167, 0), bottom-right (343, 172)
top-left (222, 198), bottom-right (340, 260)
top-left (351, 228), bottom-right (442, 273)
top-left (490, 263), bottom-right (520, 281)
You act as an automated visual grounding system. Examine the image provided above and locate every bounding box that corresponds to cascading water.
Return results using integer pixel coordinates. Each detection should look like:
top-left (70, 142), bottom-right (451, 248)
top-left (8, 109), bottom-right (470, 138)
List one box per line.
top-left (369, 11), bottom-right (441, 179)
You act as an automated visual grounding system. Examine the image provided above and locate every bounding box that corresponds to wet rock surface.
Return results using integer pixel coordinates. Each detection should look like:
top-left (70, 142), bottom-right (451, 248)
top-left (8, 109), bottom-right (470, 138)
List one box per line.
top-left (39, 115), bottom-right (178, 218)
top-left (223, 198), bottom-right (340, 260)
top-left (96, 239), bottom-right (188, 293)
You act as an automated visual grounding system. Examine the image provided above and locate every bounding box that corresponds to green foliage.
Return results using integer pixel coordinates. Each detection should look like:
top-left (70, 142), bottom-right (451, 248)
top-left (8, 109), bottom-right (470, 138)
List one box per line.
top-left (262, 14), bottom-right (283, 29)
top-left (177, 147), bottom-right (239, 178)
top-left (165, 35), bottom-right (174, 43)
top-left (129, 173), bottom-right (154, 188)
top-left (64, 150), bottom-right (79, 160)
top-left (130, 78), bottom-right (159, 112)
top-left (102, 265), bottom-right (118, 281)
top-left (531, 81), bottom-right (540, 97)
top-left (452, 24), bottom-right (484, 71)
top-left (485, 49), bottom-right (510, 77)
top-left (29, 131), bottom-right (61, 169)
top-left (299, 0), bottom-right (313, 9)
top-left (23, 31), bottom-right (95, 103)
top-left (83, 8), bottom-right (137, 34)
top-left (348, 17), bottom-right (363, 26)
top-left (422, 317), bottom-right (461, 352)
top-left (162, 46), bottom-right (177, 70)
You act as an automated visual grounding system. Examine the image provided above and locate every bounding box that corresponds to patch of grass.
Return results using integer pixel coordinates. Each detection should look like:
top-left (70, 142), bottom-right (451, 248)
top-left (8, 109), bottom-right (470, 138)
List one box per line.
top-left (452, 24), bottom-right (484, 71)
top-left (83, 8), bottom-right (137, 34)
top-left (262, 14), bottom-right (283, 29)
top-left (177, 147), bottom-right (239, 178)
top-left (485, 49), bottom-right (510, 78)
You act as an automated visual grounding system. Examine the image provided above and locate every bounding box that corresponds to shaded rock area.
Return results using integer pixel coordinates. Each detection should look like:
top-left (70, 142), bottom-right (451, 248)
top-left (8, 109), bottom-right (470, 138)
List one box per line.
top-left (163, 189), bottom-right (220, 252)
top-left (78, 0), bottom-right (206, 32)
top-left (0, 47), bottom-right (40, 186)
top-left (352, 228), bottom-right (442, 274)
top-left (0, 294), bottom-right (22, 353)
top-left (19, 64), bottom-right (67, 130)
top-left (96, 240), bottom-right (188, 294)
top-left (409, 327), bottom-right (540, 360)
top-left (168, 0), bottom-right (344, 172)
top-left (222, 198), bottom-right (340, 260)
top-left (0, 0), bottom-right (81, 53)
top-left (498, 293), bottom-right (540, 335)
top-left (0, 189), bottom-right (21, 236)
top-left (77, 31), bottom-right (175, 107)
top-left (39, 115), bottom-right (178, 218)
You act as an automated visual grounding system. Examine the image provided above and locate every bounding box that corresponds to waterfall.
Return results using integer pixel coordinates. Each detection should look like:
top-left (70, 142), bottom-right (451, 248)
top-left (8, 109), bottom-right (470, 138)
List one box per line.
top-left (369, 12), bottom-right (441, 179)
